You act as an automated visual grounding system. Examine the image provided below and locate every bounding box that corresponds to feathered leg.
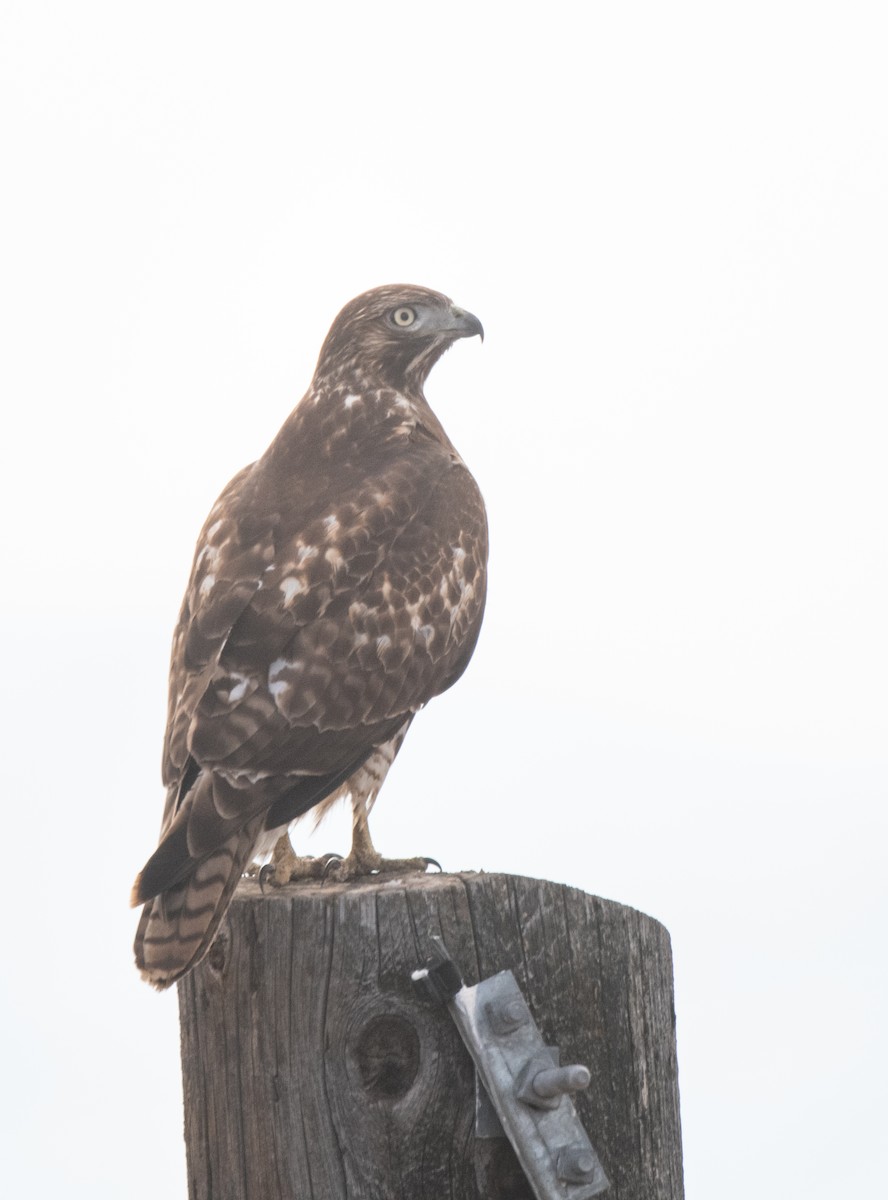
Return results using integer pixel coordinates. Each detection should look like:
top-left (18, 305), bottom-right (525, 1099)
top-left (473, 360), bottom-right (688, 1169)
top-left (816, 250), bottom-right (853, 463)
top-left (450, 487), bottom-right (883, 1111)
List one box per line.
top-left (330, 729), bottom-right (438, 878)
top-left (261, 724), bottom-right (437, 883)
top-left (331, 795), bottom-right (438, 878)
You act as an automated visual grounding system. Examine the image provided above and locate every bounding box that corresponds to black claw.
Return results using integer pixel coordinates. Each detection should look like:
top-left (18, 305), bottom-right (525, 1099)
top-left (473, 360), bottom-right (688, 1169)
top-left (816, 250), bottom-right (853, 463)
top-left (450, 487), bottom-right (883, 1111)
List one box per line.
top-left (321, 853), bottom-right (344, 881)
top-left (258, 863), bottom-right (276, 894)
top-left (424, 857), bottom-right (443, 873)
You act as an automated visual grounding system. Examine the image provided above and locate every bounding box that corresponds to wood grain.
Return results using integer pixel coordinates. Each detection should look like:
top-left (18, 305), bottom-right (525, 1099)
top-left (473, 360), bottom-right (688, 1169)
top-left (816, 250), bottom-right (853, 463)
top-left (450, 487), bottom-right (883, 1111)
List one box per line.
top-left (178, 873), bottom-right (683, 1199)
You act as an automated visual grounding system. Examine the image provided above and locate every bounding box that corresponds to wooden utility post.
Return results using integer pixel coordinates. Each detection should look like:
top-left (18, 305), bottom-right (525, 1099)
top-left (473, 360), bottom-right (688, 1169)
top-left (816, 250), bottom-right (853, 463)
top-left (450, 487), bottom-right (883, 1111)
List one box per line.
top-left (178, 873), bottom-right (683, 1199)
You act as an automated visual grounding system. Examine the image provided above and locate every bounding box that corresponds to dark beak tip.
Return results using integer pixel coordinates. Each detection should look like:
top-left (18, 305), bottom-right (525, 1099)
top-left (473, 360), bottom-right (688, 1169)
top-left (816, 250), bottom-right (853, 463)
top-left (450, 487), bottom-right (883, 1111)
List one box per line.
top-left (464, 313), bottom-right (485, 342)
top-left (450, 305), bottom-right (483, 342)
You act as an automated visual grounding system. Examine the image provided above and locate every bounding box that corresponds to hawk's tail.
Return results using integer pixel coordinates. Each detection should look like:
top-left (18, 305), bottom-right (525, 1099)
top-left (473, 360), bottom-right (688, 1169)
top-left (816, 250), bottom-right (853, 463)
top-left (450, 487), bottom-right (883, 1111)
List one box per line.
top-left (133, 814), bottom-right (265, 990)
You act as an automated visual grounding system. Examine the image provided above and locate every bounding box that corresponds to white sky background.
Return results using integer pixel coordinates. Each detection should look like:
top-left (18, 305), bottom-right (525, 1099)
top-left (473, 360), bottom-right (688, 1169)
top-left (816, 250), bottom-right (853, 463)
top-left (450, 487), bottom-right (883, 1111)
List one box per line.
top-left (1, 2), bottom-right (885, 1196)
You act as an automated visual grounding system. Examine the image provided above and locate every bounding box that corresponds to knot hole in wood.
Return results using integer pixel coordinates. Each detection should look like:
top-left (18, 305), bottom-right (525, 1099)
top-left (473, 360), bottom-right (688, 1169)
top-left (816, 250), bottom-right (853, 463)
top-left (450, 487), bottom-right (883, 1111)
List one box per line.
top-left (353, 1013), bottom-right (421, 1100)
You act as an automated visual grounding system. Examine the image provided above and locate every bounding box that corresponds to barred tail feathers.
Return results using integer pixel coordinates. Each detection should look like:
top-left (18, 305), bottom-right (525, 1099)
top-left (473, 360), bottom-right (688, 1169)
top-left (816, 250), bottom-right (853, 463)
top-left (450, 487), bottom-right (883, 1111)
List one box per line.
top-left (133, 815), bottom-right (264, 990)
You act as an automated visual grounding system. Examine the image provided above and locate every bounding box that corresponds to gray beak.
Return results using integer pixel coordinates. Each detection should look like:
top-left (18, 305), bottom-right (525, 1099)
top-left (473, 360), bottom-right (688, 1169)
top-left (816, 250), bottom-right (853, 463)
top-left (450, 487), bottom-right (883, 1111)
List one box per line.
top-left (447, 305), bottom-right (484, 342)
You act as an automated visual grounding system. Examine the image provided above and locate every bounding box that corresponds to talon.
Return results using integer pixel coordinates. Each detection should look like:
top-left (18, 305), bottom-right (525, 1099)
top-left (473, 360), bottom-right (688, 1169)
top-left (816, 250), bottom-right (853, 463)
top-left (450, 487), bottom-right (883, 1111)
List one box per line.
top-left (424, 857), bottom-right (443, 873)
top-left (258, 863), bottom-right (276, 894)
top-left (321, 853), bottom-right (344, 881)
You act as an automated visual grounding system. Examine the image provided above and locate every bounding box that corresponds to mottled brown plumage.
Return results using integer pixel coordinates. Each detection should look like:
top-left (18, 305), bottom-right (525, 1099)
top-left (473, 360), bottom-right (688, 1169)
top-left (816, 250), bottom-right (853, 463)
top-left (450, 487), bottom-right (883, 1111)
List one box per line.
top-left (132, 285), bottom-right (487, 988)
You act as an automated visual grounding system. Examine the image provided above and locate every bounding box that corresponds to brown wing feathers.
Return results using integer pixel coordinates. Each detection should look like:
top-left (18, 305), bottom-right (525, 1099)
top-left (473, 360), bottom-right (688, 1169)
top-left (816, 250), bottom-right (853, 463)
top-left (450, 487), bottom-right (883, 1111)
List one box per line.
top-left (133, 285), bottom-right (487, 988)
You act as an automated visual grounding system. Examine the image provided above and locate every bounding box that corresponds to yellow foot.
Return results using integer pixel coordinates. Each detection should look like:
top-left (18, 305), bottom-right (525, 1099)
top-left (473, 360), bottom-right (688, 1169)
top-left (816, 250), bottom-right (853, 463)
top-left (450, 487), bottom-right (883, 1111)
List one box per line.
top-left (324, 850), bottom-right (441, 882)
top-left (255, 833), bottom-right (342, 886)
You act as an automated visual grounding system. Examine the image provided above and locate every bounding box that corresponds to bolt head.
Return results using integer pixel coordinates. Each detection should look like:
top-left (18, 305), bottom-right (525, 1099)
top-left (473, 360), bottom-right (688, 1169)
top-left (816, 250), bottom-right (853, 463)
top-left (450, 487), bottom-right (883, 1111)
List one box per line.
top-left (485, 996), bottom-right (528, 1034)
top-left (556, 1145), bottom-right (598, 1183)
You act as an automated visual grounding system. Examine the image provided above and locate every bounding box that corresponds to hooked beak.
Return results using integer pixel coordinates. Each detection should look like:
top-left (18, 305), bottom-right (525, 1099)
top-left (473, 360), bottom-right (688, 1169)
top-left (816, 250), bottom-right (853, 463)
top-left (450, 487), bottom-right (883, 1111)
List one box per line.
top-left (446, 304), bottom-right (484, 342)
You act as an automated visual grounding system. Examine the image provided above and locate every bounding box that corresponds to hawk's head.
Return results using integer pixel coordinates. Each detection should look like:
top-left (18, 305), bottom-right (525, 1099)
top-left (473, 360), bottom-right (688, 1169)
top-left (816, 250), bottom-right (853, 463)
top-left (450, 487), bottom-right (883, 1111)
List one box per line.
top-left (315, 285), bottom-right (483, 391)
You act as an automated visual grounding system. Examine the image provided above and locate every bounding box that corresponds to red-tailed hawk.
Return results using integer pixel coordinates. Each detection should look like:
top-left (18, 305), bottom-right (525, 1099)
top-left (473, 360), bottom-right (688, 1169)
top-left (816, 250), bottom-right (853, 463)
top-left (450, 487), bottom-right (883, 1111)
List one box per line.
top-left (132, 285), bottom-right (487, 989)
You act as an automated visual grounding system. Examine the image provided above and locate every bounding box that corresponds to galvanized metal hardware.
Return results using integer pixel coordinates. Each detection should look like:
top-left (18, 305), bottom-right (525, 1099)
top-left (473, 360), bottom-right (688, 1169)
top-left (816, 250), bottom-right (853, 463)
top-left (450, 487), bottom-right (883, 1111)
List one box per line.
top-left (412, 957), bottom-right (610, 1199)
top-left (516, 1057), bottom-right (592, 1110)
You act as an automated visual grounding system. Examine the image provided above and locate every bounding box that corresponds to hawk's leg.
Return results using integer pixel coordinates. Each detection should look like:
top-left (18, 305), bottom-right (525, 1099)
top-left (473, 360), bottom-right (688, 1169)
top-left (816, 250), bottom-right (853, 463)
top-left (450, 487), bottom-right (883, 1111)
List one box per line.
top-left (326, 798), bottom-right (438, 880)
top-left (262, 725), bottom-right (436, 883)
top-left (254, 830), bottom-right (340, 885)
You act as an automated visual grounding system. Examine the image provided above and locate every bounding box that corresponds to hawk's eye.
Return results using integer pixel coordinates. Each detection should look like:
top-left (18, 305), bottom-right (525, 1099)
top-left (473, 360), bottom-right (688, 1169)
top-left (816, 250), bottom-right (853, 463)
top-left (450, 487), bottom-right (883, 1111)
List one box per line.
top-left (391, 307), bottom-right (416, 328)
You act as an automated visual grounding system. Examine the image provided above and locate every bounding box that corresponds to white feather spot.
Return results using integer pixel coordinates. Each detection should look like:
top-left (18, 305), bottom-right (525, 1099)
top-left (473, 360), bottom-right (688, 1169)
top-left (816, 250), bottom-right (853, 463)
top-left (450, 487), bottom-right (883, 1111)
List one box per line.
top-left (280, 576), bottom-right (305, 604)
top-left (323, 514), bottom-right (340, 534)
top-left (325, 547), bottom-right (345, 572)
top-left (207, 520), bottom-right (224, 539)
top-left (410, 614), bottom-right (435, 646)
top-left (200, 573), bottom-right (216, 595)
top-left (269, 656), bottom-right (301, 698)
top-left (297, 545), bottom-right (318, 565)
top-left (219, 767), bottom-right (273, 784)
top-left (344, 393), bottom-right (361, 409)
top-left (227, 674), bottom-right (252, 703)
top-left (197, 542), bottom-right (221, 569)
top-left (449, 581), bottom-right (476, 626)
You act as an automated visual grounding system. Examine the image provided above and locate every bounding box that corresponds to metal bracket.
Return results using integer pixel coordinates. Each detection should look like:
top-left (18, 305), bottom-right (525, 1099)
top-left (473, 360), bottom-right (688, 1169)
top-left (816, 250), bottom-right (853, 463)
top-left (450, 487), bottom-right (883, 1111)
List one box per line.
top-left (413, 958), bottom-right (610, 1199)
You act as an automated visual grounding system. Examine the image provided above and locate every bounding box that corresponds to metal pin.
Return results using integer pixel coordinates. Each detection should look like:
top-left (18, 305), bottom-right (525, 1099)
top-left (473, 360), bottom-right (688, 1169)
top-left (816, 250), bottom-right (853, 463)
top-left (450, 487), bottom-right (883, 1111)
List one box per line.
top-left (517, 1057), bottom-right (592, 1110)
top-left (532, 1064), bottom-right (591, 1100)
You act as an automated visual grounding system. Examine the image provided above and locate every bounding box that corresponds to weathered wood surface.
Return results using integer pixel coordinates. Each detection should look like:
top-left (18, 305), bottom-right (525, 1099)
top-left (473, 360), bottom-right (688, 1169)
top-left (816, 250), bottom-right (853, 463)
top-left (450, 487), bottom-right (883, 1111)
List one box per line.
top-left (178, 872), bottom-right (683, 1200)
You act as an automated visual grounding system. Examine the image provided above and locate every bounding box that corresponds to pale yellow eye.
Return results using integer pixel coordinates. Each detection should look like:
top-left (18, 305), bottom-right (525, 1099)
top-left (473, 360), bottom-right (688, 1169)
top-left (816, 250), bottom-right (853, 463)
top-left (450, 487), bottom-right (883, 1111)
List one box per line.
top-left (391, 306), bottom-right (416, 328)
